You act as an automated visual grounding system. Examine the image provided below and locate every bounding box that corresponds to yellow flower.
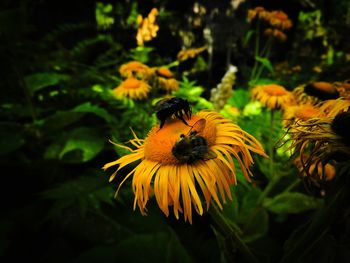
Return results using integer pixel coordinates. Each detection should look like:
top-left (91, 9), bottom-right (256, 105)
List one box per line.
top-left (136, 8), bottom-right (159, 46)
top-left (334, 80), bottom-right (350, 98)
top-left (251, 84), bottom-right (294, 110)
top-left (283, 104), bottom-right (322, 127)
top-left (288, 115), bottom-right (350, 179)
top-left (103, 111), bottom-right (267, 223)
top-left (247, 7), bottom-right (269, 23)
top-left (294, 155), bottom-right (336, 187)
top-left (318, 98), bottom-right (350, 118)
top-left (267, 10), bottom-right (292, 30)
top-left (156, 67), bottom-right (174, 78)
top-left (119, 61), bottom-right (152, 80)
top-left (113, 77), bottom-right (151, 100)
top-left (226, 106), bottom-right (240, 117)
top-left (264, 28), bottom-right (287, 42)
top-left (247, 8), bottom-right (292, 30)
top-left (292, 85), bottom-right (320, 105)
top-left (177, 46), bottom-right (207, 62)
top-left (313, 66), bottom-right (323, 73)
top-left (155, 67), bottom-right (179, 92)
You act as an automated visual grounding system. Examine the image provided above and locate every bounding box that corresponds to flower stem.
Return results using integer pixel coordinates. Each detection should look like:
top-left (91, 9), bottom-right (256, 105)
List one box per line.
top-left (209, 204), bottom-right (259, 263)
top-left (258, 109), bottom-right (277, 203)
top-left (249, 21), bottom-right (260, 84)
top-left (269, 109), bottom-right (275, 167)
top-left (284, 178), bottom-right (301, 192)
top-left (253, 37), bottom-right (273, 83)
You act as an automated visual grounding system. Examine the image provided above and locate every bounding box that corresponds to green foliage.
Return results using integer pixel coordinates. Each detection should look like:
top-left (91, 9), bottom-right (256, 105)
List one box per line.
top-left (73, 102), bottom-right (116, 123)
top-left (227, 89), bottom-right (250, 109)
top-left (224, 186), bottom-right (269, 243)
top-left (298, 10), bottom-right (326, 40)
top-left (24, 72), bottom-right (70, 95)
top-left (238, 108), bottom-right (283, 144)
top-left (44, 127), bottom-right (105, 163)
top-left (264, 192), bottom-right (323, 214)
top-left (193, 55), bottom-right (208, 71)
top-left (42, 176), bottom-right (114, 218)
top-left (255, 56), bottom-right (274, 74)
top-left (126, 2), bottom-right (139, 27)
top-left (129, 46), bottom-right (154, 63)
top-left (175, 76), bottom-right (213, 111)
top-left (0, 123), bottom-right (25, 155)
top-left (69, 229), bottom-right (194, 263)
top-left (96, 2), bottom-right (115, 30)
top-left (108, 231), bottom-right (193, 263)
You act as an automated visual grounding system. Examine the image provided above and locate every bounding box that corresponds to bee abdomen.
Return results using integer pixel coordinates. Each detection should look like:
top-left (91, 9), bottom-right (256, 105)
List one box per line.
top-left (190, 136), bottom-right (207, 147)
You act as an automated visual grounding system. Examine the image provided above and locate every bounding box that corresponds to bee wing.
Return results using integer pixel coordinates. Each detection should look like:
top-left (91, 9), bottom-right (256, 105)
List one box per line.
top-left (154, 97), bottom-right (173, 111)
top-left (187, 118), bottom-right (206, 135)
top-left (203, 150), bottom-right (217, 160)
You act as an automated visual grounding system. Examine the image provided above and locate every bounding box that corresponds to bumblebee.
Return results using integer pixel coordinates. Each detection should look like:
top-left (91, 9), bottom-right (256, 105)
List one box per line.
top-left (304, 81), bottom-right (339, 100)
top-left (172, 119), bottom-right (217, 163)
top-left (331, 110), bottom-right (350, 147)
top-left (155, 97), bottom-right (192, 129)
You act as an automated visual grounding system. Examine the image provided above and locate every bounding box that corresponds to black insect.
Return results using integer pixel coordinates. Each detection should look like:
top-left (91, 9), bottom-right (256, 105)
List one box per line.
top-left (172, 119), bottom-right (217, 164)
top-left (331, 109), bottom-right (350, 147)
top-left (155, 97), bottom-right (192, 129)
top-left (304, 82), bottom-right (339, 101)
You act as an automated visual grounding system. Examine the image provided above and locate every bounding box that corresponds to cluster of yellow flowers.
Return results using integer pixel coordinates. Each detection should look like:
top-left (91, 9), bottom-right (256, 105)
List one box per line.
top-left (264, 28), bottom-right (287, 42)
top-left (136, 8), bottom-right (159, 46)
top-left (251, 81), bottom-right (350, 188)
top-left (177, 46), bottom-right (207, 62)
top-left (112, 61), bottom-right (179, 100)
top-left (251, 80), bottom-right (349, 121)
top-left (248, 6), bottom-right (292, 42)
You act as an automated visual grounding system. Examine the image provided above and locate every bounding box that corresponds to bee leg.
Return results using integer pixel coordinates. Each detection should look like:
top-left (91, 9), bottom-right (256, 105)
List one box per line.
top-left (176, 111), bottom-right (190, 127)
top-left (185, 107), bottom-right (192, 119)
top-left (159, 119), bottom-right (165, 129)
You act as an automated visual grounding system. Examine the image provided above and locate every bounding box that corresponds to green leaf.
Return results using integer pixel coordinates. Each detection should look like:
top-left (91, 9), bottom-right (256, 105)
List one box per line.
top-left (42, 176), bottom-right (115, 218)
top-left (0, 123), bottom-right (25, 155)
top-left (41, 103), bottom-right (115, 131)
top-left (187, 87), bottom-right (204, 97)
top-left (59, 127), bottom-right (105, 162)
top-left (193, 56), bottom-right (208, 71)
top-left (255, 56), bottom-right (274, 73)
top-left (74, 231), bottom-right (191, 263)
top-left (73, 102), bottom-right (115, 123)
top-left (126, 2), bottom-right (139, 26)
top-left (242, 30), bottom-right (254, 47)
top-left (41, 111), bottom-right (85, 131)
top-left (129, 46), bottom-right (154, 63)
top-left (242, 208), bottom-right (269, 243)
top-left (264, 192), bottom-right (323, 214)
top-left (228, 89), bottom-right (250, 109)
top-left (224, 186), bottom-right (268, 242)
top-left (24, 72), bottom-right (70, 95)
top-left (167, 229), bottom-right (194, 263)
top-left (112, 231), bottom-right (193, 263)
top-left (44, 127), bottom-right (105, 163)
